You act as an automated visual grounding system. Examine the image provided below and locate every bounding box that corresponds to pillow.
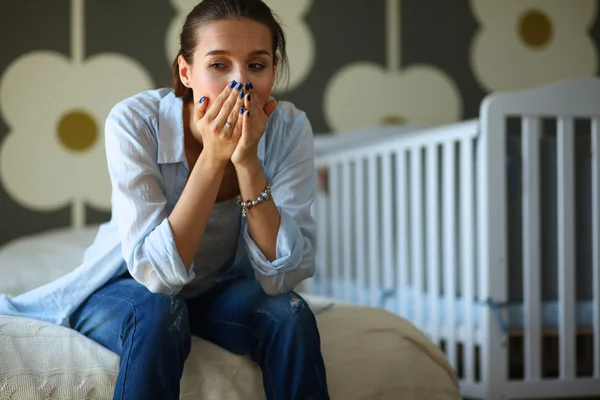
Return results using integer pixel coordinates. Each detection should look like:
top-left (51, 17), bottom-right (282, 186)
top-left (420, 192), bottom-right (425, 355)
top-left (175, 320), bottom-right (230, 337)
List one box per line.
top-left (0, 225), bottom-right (101, 297)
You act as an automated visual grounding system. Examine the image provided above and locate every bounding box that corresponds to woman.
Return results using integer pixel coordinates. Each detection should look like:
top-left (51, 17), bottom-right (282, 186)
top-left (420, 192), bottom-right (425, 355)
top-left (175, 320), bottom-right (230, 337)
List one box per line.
top-left (0, 0), bottom-right (329, 399)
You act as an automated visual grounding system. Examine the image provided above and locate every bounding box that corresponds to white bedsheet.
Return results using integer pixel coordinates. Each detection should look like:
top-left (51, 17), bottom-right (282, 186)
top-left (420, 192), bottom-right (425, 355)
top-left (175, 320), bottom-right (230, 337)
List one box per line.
top-left (0, 226), bottom-right (460, 399)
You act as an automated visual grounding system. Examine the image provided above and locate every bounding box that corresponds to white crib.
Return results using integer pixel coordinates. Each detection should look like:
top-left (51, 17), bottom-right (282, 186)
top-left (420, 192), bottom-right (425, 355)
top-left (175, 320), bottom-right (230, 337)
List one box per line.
top-left (303, 76), bottom-right (600, 400)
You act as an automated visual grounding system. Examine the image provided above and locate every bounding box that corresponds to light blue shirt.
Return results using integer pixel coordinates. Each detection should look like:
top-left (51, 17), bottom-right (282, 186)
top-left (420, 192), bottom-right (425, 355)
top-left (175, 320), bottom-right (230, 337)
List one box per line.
top-left (0, 88), bottom-right (318, 327)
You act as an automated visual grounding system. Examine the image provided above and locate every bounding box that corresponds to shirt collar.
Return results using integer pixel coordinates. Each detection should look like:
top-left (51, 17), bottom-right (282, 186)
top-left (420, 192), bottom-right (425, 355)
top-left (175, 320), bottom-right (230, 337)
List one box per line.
top-left (157, 91), bottom-right (186, 164)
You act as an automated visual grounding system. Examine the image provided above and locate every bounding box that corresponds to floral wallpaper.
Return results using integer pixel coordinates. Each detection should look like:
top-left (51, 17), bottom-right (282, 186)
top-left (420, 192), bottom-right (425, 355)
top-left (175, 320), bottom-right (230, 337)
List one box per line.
top-left (0, 0), bottom-right (599, 245)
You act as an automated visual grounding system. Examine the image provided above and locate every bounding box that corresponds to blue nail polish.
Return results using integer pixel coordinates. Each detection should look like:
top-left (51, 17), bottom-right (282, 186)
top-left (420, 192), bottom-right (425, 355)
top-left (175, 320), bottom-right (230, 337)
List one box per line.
top-left (229, 80), bottom-right (237, 88)
top-left (245, 83), bottom-right (250, 91)
top-left (199, 96), bottom-right (205, 104)
top-left (249, 82), bottom-right (254, 89)
top-left (240, 107), bottom-right (245, 114)
top-left (239, 91), bottom-right (244, 99)
top-left (236, 83), bottom-right (243, 91)
top-left (247, 94), bottom-right (252, 101)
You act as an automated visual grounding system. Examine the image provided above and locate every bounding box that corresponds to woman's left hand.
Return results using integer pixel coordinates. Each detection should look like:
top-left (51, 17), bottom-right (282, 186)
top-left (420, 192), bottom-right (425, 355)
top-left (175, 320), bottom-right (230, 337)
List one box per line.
top-left (230, 83), bottom-right (278, 167)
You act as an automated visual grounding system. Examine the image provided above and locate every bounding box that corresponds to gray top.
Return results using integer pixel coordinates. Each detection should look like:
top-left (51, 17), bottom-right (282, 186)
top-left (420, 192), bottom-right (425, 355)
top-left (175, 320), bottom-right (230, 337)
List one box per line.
top-left (178, 196), bottom-right (242, 298)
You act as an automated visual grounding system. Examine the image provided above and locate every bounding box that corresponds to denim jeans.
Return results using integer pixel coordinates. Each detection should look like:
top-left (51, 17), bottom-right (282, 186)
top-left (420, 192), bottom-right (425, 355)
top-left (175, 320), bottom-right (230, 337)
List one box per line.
top-left (70, 274), bottom-right (329, 400)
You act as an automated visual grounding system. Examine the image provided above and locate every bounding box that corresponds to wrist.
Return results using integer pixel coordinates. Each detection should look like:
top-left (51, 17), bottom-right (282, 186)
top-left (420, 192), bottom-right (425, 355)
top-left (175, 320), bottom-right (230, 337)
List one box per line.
top-left (232, 153), bottom-right (261, 172)
top-left (197, 152), bottom-right (228, 174)
top-left (234, 156), bottom-right (267, 199)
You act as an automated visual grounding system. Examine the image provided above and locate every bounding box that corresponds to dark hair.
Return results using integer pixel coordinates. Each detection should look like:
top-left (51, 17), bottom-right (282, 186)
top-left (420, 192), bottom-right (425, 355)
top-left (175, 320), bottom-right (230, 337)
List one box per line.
top-left (172, 0), bottom-right (289, 102)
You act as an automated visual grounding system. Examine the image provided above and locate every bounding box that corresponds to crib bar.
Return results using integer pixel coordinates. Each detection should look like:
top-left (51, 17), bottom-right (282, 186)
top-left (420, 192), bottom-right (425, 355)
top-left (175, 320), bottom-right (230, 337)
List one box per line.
top-left (396, 150), bottom-right (410, 319)
top-left (309, 197), bottom-right (319, 293)
top-left (426, 144), bottom-right (440, 342)
top-left (342, 160), bottom-right (353, 301)
top-left (355, 160), bottom-right (367, 305)
top-left (381, 152), bottom-right (395, 310)
top-left (460, 137), bottom-right (476, 383)
top-left (315, 176), bottom-right (329, 295)
top-left (410, 148), bottom-right (425, 329)
top-left (592, 117), bottom-right (600, 379)
top-left (329, 163), bottom-right (342, 299)
top-left (442, 141), bottom-right (457, 369)
top-left (557, 117), bottom-right (576, 380)
top-left (477, 108), bottom-right (508, 394)
top-left (521, 117), bottom-right (542, 381)
top-left (368, 155), bottom-right (380, 307)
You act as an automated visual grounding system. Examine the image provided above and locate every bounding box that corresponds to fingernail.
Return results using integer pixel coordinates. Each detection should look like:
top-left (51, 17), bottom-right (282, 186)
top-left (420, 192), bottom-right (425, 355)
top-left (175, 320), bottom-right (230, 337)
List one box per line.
top-left (249, 82), bottom-right (254, 89)
top-left (245, 83), bottom-right (250, 91)
top-left (236, 83), bottom-right (243, 91)
top-left (247, 94), bottom-right (252, 101)
top-left (229, 80), bottom-right (237, 88)
top-left (240, 106), bottom-right (245, 114)
top-left (199, 96), bottom-right (205, 104)
top-left (239, 91), bottom-right (245, 99)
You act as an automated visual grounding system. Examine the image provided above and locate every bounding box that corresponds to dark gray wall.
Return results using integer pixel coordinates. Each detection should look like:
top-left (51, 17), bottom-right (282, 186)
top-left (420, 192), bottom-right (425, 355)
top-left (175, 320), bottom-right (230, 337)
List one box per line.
top-left (1, 0), bottom-right (599, 245)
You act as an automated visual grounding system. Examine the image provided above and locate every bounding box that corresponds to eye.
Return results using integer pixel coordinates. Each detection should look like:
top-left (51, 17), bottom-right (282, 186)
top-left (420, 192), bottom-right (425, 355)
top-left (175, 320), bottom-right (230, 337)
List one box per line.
top-left (249, 63), bottom-right (266, 70)
top-left (210, 62), bottom-right (227, 69)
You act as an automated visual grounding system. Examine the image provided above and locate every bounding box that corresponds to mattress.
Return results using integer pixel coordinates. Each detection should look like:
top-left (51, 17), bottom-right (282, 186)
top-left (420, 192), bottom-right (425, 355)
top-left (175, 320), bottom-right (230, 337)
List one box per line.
top-left (0, 226), bottom-right (460, 400)
top-left (325, 281), bottom-right (595, 331)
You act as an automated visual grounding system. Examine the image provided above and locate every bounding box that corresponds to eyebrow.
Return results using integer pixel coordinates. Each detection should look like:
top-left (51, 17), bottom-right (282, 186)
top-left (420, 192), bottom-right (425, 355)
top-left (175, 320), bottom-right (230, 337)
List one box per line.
top-left (204, 49), bottom-right (271, 57)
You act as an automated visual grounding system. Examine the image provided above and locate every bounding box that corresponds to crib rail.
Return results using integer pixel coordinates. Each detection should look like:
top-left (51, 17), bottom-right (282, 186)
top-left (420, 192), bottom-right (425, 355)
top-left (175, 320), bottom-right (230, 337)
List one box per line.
top-left (309, 119), bottom-right (481, 379)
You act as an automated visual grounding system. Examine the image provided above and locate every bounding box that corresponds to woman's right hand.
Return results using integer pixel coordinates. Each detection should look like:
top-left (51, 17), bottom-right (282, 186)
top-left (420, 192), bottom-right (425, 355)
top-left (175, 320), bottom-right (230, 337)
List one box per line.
top-left (194, 80), bottom-right (247, 165)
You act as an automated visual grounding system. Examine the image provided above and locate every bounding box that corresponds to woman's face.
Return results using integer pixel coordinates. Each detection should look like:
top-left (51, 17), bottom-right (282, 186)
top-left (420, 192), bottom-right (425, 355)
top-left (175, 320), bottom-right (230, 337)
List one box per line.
top-left (178, 18), bottom-right (277, 109)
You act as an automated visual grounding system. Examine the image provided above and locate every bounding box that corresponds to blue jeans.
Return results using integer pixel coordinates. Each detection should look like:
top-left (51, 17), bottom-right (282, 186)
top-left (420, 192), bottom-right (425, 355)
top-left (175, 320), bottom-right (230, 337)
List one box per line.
top-left (70, 274), bottom-right (329, 400)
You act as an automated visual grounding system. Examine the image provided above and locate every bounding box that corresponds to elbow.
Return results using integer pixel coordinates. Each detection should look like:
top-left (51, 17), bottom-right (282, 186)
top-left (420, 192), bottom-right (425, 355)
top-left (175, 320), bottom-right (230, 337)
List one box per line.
top-left (257, 263), bottom-right (316, 296)
top-left (125, 240), bottom-right (192, 295)
top-left (145, 280), bottom-right (177, 295)
top-left (126, 259), bottom-right (186, 296)
top-left (256, 271), bottom-right (288, 296)
top-left (127, 265), bottom-right (175, 295)
top-left (263, 285), bottom-right (286, 296)
top-left (293, 263), bottom-right (316, 290)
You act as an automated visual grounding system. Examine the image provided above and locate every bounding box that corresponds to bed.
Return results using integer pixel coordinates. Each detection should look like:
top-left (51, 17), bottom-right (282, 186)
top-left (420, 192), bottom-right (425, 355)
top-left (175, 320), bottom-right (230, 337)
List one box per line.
top-left (306, 76), bottom-right (600, 399)
top-left (0, 225), bottom-right (460, 400)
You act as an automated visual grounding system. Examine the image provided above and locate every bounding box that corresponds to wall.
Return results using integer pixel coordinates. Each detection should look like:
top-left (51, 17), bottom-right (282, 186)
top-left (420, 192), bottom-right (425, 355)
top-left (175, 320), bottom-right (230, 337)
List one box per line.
top-left (0, 0), bottom-right (599, 245)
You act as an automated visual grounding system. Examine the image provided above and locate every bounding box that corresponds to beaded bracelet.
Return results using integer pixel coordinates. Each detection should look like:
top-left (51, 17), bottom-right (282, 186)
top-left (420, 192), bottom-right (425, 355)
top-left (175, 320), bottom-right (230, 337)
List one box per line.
top-left (237, 183), bottom-right (271, 217)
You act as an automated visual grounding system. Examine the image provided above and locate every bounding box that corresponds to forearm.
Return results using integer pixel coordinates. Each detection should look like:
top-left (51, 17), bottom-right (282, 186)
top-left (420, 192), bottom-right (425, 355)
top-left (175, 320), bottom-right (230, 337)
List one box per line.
top-left (235, 157), bottom-right (280, 261)
top-left (168, 153), bottom-right (227, 269)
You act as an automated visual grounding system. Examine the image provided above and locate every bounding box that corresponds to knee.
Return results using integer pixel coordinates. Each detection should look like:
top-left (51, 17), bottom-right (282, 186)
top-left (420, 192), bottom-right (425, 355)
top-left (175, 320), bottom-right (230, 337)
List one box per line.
top-left (134, 292), bottom-right (191, 343)
top-left (255, 292), bottom-right (316, 329)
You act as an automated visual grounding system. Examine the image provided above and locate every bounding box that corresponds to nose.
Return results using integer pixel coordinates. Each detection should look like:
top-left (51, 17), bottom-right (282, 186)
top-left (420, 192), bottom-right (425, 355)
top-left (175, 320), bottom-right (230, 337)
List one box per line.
top-left (234, 66), bottom-right (248, 86)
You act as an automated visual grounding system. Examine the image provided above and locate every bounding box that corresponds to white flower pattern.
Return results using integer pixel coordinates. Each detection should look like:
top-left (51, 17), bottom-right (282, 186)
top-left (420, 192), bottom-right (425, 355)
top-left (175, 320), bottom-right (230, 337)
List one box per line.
top-left (323, 0), bottom-right (462, 132)
top-left (0, 0), bottom-right (154, 227)
top-left (470, 0), bottom-right (598, 91)
top-left (263, 0), bottom-right (315, 93)
top-left (324, 63), bottom-right (462, 132)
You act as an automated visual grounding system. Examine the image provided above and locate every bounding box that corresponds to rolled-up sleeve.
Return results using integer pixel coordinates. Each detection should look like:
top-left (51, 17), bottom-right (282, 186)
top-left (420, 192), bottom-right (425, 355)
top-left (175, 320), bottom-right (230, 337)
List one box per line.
top-left (244, 110), bottom-right (317, 295)
top-left (104, 107), bottom-right (194, 294)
